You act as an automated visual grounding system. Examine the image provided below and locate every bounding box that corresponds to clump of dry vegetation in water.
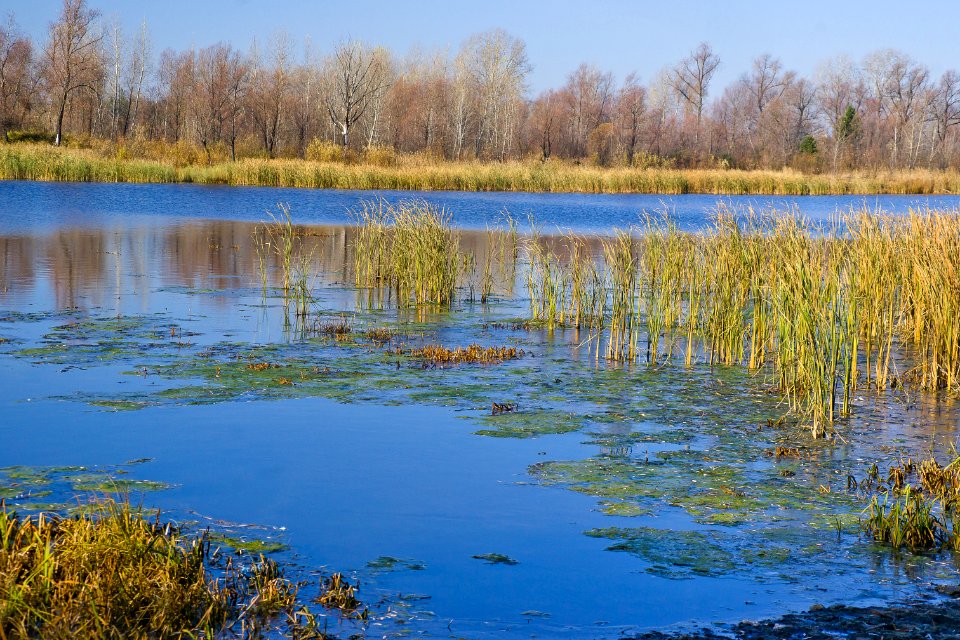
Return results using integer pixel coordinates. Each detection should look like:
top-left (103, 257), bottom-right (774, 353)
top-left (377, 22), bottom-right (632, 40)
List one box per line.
top-left (408, 344), bottom-right (523, 364)
top-left (316, 573), bottom-right (367, 619)
top-left (0, 499), bottom-right (326, 639)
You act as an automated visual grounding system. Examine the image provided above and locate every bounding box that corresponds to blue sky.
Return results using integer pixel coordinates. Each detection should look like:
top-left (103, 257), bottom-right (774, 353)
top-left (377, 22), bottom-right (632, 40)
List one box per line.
top-left (11, 0), bottom-right (959, 93)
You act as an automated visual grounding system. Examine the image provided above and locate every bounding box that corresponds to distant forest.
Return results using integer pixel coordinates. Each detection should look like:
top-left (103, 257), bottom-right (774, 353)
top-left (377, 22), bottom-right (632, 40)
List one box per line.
top-left (2, 0), bottom-right (959, 171)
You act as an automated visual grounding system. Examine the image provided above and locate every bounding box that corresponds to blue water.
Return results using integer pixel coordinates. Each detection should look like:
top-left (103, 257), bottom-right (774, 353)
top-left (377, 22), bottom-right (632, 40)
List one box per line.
top-left (2, 180), bottom-right (959, 637)
top-left (3, 179), bottom-right (960, 232)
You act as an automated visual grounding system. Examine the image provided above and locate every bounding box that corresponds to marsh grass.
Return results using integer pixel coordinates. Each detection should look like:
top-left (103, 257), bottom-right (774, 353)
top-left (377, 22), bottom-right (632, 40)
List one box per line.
top-left (353, 199), bottom-right (462, 306)
top-left (520, 206), bottom-right (960, 436)
top-left (253, 199), bottom-right (958, 436)
top-left (0, 499), bottom-right (298, 638)
top-left (7, 143), bottom-right (960, 195)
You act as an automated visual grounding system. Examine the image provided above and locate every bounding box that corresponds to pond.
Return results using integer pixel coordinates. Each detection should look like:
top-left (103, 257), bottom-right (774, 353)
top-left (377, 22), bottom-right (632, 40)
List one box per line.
top-left (1, 181), bottom-right (959, 638)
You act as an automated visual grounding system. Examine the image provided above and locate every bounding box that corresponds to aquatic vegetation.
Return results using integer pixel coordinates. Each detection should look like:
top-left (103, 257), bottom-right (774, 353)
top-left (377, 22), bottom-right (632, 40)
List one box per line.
top-left (366, 556), bottom-right (426, 572)
top-left (316, 573), bottom-right (366, 618)
top-left (0, 499), bottom-right (297, 638)
top-left (353, 199), bottom-right (462, 306)
top-left (68, 475), bottom-right (170, 493)
top-left (11, 314), bottom-right (186, 367)
top-left (363, 327), bottom-right (394, 344)
top-left (520, 207), bottom-right (960, 436)
top-left (471, 553), bottom-right (519, 565)
top-left (208, 533), bottom-right (288, 554)
top-left (857, 454), bottom-right (960, 552)
top-left (408, 344), bottom-right (522, 364)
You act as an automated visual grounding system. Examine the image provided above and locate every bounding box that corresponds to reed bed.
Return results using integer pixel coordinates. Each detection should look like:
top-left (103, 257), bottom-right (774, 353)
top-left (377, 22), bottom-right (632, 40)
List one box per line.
top-left (0, 499), bottom-right (297, 638)
top-left (6, 143), bottom-right (960, 195)
top-left (524, 206), bottom-right (960, 437)
top-left (353, 199), bottom-right (462, 306)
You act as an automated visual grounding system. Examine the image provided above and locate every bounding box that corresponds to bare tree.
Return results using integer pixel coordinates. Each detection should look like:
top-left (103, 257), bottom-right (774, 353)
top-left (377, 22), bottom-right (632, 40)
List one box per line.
top-left (457, 29), bottom-right (529, 160)
top-left (930, 70), bottom-right (960, 167)
top-left (288, 42), bottom-right (320, 158)
top-left (192, 43), bottom-right (245, 161)
top-left (669, 42), bottom-right (720, 144)
top-left (815, 55), bottom-right (864, 170)
top-left (44, 0), bottom-right (102, 145)
top-left (562, 63), bottom-right (614, 157)
top-left (120, 20), bottom-right (150, 137)
top-left (885, 54), bottom-right (929, 168)
top-left (322, 40), bottom-right (390, 149)
top-left (528, 88), bottom-right (561, 160)
top-left (617, 73), bottom-right (646, 165)
top-left (748, 54), bottom-right (792, 116)
top-left (248, 33), bottom-right (290, 157)
top-left (0, 16), bottom-right (36, 139)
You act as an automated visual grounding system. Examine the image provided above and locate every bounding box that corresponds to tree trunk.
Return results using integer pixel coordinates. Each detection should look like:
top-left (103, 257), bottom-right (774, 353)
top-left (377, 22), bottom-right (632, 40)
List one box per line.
top-left (55, 95), bottom-right (68, 146)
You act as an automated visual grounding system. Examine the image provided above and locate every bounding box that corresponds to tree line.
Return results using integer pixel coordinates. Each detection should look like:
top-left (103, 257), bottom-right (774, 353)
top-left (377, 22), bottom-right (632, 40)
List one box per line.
top-left (3, 0), bottom-right (960, 171)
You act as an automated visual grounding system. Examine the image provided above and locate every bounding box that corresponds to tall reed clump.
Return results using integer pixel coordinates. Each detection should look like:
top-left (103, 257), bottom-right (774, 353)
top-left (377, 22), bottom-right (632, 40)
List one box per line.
top-left (638, 214), bottom-right (688, 364)
top-left (847, 211), bottom-right (897, 390)
top-left (526, 235), bottom-right (567, 326)
top-left (767, 218), bottom-right (856, 436)
top-left (899, 211), bottom-right (960, 391)
top-left (253, 204), bottom-right (317, 326)
top-left (352, 199), bottom-right (462, 306)
top-left (603, 231), bottom-right (639, 360)
top-left (0, 499), bottom-right (297, 638)
top-left (541, 206), bottom-right (960, 437)
top-left (701, 212), bottom-right (751, 367)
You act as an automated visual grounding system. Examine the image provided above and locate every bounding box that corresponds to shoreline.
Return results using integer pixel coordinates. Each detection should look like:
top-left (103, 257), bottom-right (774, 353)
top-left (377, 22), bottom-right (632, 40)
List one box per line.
top-left (631, 589), bottom-right (960, 639)
top-left (3, 144), bottom-right (960, 196)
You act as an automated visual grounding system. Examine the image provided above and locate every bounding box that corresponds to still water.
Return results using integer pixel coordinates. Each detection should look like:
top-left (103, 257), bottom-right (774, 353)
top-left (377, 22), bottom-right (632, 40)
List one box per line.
top-left (5, 179), bottom-right (960, 233)
top-left (1, 180), bottom-right (959, 638)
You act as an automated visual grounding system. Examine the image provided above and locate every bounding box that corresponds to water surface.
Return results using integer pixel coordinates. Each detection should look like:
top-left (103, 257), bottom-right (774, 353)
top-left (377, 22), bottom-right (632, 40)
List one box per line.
top-left (1, 182), bottom-right (959, 638)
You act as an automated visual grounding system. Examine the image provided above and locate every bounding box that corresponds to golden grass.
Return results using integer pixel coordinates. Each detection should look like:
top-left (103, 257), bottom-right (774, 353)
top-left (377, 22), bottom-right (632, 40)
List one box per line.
top-left (5, 142), bottom-right (960, 194)
top-left (0, 499), bottom-right (297, 638)
top-left (521, 206), bottom-right (960, 437)
top-left (353, 199), bottom-right (461, 306)
top-left (409, 344), bottom-right (522, 364)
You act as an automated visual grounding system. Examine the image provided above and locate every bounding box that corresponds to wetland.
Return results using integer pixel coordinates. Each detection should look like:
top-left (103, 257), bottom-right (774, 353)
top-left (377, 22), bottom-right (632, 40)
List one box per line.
top-left (3, 180), bottom-right (960, 638)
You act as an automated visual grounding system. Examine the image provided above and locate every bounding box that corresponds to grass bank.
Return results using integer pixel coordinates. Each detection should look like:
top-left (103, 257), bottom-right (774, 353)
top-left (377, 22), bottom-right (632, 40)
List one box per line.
top-left (3, 143), bottom-right (960, 195)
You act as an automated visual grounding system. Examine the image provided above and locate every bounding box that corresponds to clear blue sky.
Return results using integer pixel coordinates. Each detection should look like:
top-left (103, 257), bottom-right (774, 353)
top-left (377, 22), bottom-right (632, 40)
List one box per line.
top-left (10, 0), bottom-right (959, 93)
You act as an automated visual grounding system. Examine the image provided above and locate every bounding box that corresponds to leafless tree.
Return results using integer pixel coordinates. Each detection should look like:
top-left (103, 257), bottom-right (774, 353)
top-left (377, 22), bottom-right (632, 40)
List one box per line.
top-left (617, 73), bottom-right (646, 165)
top-left (562, 63), bottom-right (614, 157)
top-left (248, 33), bottom-right (290, 157)
top-left (0, 16), bottom-right (36, 139)
top-left (669, 42), bottom-right (720, 143)
top-left (930, 70), bottom-right (960, 167)
top-left (457, 29), bottom-right (529, 160)
top-left (44, 0), bottom-right (102, 145)
top-left (322, 40), bottom-right (390, 149)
